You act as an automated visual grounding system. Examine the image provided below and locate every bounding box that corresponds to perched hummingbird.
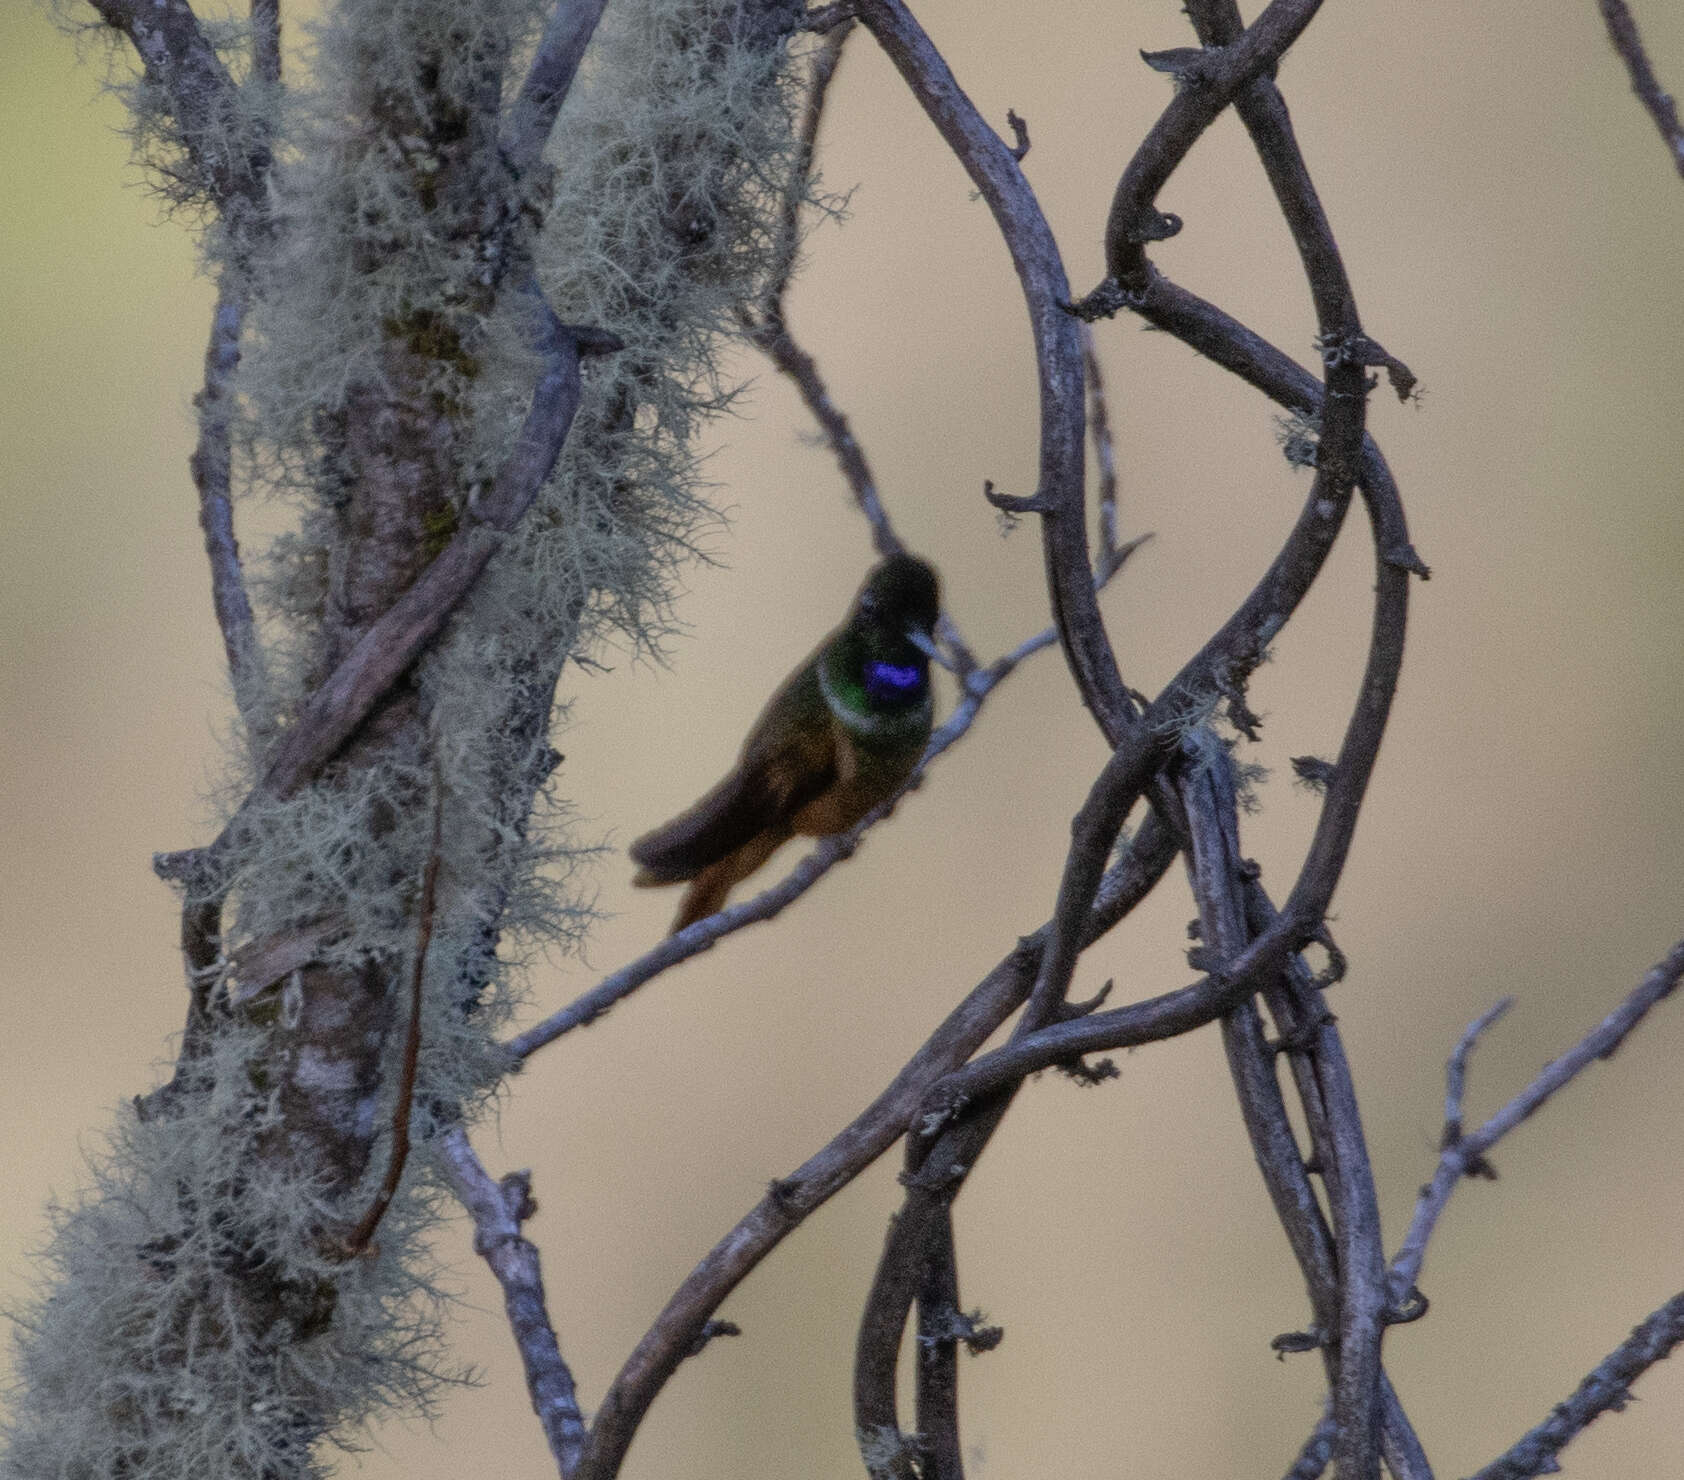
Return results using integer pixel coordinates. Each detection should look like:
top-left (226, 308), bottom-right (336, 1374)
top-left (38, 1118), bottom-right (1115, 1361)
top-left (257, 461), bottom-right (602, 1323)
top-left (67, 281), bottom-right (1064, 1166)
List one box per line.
top-left (630, 552), bottom-right (942, 934)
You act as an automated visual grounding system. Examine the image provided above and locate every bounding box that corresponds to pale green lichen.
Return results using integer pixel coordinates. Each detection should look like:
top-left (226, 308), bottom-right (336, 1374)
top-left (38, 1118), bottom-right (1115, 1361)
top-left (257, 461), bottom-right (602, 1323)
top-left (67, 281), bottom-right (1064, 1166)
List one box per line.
top-left (6, 1), bottom-right (810, 1476)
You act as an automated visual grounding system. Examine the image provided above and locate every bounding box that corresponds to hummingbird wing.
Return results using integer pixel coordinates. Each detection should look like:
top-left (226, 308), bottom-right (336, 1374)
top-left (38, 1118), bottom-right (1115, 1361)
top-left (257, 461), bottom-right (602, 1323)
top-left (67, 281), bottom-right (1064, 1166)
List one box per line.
top-left (629, 665), bottom-right (838, 884)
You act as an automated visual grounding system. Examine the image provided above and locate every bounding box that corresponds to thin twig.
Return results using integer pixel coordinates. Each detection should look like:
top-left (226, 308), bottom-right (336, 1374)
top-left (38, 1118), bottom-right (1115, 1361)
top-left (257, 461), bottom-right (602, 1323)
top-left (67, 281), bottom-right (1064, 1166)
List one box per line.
top-left (1082, 324), bottom-right (1121, 576)
top-left (508, 598), bottom-right (1107, 1060)
top-left (1389, 938), bottom-right (1684, 1305)
top-left (341, 776), bottom-right (445, 1257)
top-left (1283, 1407), bottom-right (1336, 1480)
top-left (438, 1128), bottom-right (588, 1477)
top-left (1441, 997), bottom-right (1514, 1147)
top-left (1004, 107), bottom-right (1029, 162)
top-left (1466, 1289), bottom-right (1684, 1480)
top-left (251, 0), bottom-right (280, 84)
top-left (1595, 0), bottom-right (1684, 179)
top-left (189, 281), bottom-right (265, 713)
top-left (566, 816), bottom-right (1180, 1480)
top-left (743, 21), bottom-right (906, 559)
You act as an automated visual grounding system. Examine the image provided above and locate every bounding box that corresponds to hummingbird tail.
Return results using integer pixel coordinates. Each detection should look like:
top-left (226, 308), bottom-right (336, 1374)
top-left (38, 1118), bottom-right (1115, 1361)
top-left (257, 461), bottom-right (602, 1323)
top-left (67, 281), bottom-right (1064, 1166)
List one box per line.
top-left (666, 829), bottom-right (788, 934)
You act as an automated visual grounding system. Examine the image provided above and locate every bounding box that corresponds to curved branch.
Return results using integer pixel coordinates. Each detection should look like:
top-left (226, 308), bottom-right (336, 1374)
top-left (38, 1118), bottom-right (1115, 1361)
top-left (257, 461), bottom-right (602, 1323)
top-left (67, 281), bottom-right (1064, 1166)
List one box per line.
top-left (854, 0), bottom-right (1132, 743)
top-left (568, 815), bottom-right (1179, 1480)
top-left (505, 0), bottom-right (614, 179)
top-left (1104, 0), bottom-right (1327, 282)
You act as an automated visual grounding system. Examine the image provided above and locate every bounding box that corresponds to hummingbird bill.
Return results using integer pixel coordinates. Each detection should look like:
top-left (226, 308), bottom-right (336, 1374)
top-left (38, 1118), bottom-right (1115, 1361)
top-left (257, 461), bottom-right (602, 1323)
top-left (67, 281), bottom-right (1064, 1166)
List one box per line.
top-left (630, 552), bottom-right (942, 934)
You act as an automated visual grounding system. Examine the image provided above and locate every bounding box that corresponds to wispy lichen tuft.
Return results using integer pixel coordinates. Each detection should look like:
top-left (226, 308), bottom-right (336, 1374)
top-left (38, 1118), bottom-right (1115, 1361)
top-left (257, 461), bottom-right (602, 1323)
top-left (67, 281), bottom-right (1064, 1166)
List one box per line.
top-left (8, 0), bottom-right (810, 1475)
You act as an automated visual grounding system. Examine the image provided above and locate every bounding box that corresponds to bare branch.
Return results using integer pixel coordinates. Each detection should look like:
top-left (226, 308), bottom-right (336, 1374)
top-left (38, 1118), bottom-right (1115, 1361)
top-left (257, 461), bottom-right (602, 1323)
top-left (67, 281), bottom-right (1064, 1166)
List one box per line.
top-left (1103, 0), bottom-right (1328, 282)
top-left (1081, 325), bottom-right (1121, 576)
top-left (1595, 0), bottom-right (1684, 179)
top-left (1468, 1289), bottom-right (1684, 1480)
top-left (855, 0), bottom-right (1134, 743)
top-left (438, 1129), bottom-right (587, 1477)
top-left (568, 814), bottom-right (1179, 1480)
top-left (911, 1206), bottom-right (965, 1480)
top-left (1389, 938), bottom-right (1684, 1305)
top-left (1441, 996), bottom-right (1514, 1147)
top-left (508, 593), bottom-right (1116, 1061)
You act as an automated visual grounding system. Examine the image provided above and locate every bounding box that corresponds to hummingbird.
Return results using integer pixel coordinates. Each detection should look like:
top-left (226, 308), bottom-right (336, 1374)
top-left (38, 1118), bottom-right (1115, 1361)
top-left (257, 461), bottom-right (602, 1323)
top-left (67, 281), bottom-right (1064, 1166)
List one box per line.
top-left (630, 552), bottom-right (942, 934)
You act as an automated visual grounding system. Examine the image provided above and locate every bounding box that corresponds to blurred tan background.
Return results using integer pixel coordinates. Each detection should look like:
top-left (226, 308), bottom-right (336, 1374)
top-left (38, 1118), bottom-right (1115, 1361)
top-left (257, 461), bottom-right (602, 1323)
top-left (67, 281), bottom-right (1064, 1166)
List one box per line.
top-left (5, 2), bottom-right (1684, 1476)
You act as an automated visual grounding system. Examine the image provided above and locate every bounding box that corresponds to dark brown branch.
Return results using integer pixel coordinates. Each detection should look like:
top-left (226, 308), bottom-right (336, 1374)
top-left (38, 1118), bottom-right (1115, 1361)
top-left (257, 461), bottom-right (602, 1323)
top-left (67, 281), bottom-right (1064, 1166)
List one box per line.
top-left (1595, 0), bottom-right (1684, 179)
top-left (1389, 937), bottom-right (1684, 1305)
top-left (1103, 0), bottom-right (1327, 283)
top-left (568, 815), bottom-right (1179, 1480)
top-left (1010, 0), bottom-right (1419, 1034)
top-left (505, 0), bottom-right (614, 179)
top-left (912, 1206), bottom-right (965, 1480)
top-left (1235, 855), bottom-right (1392, 1480)
top-left (189, 281), bottom-right (264, 710)
top-left (923, 306), bottom-right (1415, 1108)
top-left (855, 0), bottom-right (1134, 744)
top-left (341, 779), bottom-right (444, 1257)
top-left (438, 1129), bottom-right (588, 1477)
top-left (1468, 1290), bottom-right (1684, 1480)
top-left (251, 0), bottom-right (280, 84)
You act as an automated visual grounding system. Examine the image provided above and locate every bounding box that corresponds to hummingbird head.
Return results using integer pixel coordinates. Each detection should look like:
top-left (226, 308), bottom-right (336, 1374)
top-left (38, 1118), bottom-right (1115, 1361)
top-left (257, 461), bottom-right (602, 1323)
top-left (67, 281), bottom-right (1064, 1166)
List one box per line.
top-left (844, 552), bottom-right (942, 706)
top-left (852, 551), bottom-right (941, 646)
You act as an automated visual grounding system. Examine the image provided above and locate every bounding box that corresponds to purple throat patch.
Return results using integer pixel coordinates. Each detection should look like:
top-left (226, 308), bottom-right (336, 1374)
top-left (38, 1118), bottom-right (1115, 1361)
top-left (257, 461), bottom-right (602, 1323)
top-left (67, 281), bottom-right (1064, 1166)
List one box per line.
top-left (865, 660), bottom-right (924, 700)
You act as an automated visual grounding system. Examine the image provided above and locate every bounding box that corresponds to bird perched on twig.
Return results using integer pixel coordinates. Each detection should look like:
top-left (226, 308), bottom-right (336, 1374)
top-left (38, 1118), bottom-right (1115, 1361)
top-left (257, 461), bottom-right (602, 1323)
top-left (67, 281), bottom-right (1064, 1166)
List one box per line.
top-left (630, 552), bottom-right (942, 934)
